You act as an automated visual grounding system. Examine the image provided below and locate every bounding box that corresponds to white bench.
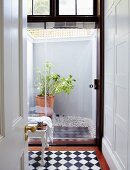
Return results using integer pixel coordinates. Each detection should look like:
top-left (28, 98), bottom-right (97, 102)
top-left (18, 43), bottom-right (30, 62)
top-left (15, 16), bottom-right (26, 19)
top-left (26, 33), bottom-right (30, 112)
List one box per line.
top-left (28, 124), bottom-right (48, 166)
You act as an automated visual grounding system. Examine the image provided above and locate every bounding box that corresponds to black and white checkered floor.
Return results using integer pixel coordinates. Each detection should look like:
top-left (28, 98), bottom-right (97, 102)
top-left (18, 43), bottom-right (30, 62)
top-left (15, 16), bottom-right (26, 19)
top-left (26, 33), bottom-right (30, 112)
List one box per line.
top-left (29, 151), bottom-right (101, 170)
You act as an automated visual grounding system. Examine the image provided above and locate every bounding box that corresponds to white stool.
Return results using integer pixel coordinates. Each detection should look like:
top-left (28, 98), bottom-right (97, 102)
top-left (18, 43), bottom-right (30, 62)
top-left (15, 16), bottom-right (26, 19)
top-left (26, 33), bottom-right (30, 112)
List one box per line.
top-left (28, 125), bottom-right (48, 166)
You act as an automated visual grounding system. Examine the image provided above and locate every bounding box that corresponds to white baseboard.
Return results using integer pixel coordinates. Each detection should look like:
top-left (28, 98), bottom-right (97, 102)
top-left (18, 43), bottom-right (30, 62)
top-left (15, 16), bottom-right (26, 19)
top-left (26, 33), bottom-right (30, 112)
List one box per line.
top-left (102, 138), bottom-right (122, 170)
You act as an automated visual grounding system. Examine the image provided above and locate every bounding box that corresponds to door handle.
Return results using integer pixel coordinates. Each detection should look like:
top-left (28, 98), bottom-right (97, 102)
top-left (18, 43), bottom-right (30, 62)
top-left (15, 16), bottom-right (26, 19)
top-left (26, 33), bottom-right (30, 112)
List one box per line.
top-left (89, 84), bottom-right (94, 88)
top-left (24, 125), bottom-right (37, 141)
top-left (89, 79), bottom-right (98, 90)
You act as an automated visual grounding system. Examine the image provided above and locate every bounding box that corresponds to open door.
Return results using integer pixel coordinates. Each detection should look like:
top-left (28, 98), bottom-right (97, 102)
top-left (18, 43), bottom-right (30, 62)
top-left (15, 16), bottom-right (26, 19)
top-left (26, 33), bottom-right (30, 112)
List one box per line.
top-left (0, 0), bottom-right (28, 169)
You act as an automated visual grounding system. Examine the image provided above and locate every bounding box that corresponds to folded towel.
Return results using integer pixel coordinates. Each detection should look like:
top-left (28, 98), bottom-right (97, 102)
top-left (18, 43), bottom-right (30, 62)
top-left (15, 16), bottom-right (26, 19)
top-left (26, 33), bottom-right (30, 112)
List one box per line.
top-left (28, 116), bottom-right (53, 143)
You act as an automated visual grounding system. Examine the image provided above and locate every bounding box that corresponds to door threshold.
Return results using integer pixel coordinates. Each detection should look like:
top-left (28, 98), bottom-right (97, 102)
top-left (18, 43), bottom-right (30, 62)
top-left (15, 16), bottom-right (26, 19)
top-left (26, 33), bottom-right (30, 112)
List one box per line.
top-left (28, 138), bottom-right (96, 146)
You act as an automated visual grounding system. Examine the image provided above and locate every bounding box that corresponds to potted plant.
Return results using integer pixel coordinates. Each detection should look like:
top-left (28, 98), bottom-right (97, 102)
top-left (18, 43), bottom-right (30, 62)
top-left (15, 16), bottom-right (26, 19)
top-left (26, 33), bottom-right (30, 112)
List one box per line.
top-left (35, 62), bottom-right (76, 116)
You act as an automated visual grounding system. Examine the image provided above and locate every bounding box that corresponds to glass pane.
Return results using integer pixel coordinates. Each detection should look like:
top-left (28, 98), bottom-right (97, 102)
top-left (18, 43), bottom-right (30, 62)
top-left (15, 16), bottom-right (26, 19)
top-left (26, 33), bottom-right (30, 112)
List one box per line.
top-left (27, 24), bottom-right (97, 146)
top-left (59, 0), bottom-right (75, 15)
top-left (77, 0), bottom-right (93, 15)
top-left (27, 0), bottom-right (32, 15)
top-left (33, 0), bottom-right (50, 15)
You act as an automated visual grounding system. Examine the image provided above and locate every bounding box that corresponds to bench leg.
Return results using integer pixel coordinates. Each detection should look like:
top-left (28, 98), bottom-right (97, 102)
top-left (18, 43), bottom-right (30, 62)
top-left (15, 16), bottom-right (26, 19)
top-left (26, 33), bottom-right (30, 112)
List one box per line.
top-left (45, 131), bottom-right (49, 148)
top-left (41, 136), bottom-right (46, 166)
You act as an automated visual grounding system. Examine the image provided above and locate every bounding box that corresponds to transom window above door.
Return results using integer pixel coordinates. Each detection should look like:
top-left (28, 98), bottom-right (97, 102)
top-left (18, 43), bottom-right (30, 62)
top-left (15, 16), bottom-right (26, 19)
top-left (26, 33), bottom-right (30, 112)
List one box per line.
top-left (27, 0), bottom-right (50, 15)
top-left (27, 0), bottom-right (96, 16)
top-left (59, 0), bottom-right (93, 15)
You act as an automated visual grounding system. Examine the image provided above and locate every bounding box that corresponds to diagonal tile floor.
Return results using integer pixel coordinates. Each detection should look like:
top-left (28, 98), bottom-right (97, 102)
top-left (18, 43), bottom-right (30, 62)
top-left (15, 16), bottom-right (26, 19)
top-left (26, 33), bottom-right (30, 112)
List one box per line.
top-left (29, 151), bottom-right (101, 170)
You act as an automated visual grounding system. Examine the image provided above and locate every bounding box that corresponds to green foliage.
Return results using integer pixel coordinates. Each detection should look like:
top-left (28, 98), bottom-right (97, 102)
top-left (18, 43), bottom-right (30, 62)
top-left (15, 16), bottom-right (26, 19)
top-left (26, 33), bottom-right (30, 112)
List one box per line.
top-left (34, 0), bottom-right (49, 15)
top-left (27, 0), bottom-right (49, 15)
top-left (35, 62), bottom-right (76, 96)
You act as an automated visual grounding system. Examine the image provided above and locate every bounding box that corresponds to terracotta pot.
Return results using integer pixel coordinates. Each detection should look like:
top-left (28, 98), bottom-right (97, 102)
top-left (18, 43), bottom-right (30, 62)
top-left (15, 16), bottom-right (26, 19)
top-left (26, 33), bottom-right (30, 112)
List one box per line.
top-left (36, 95), bottom-right (55, 108)
top-left (35, 95), bottom-right (55, 118)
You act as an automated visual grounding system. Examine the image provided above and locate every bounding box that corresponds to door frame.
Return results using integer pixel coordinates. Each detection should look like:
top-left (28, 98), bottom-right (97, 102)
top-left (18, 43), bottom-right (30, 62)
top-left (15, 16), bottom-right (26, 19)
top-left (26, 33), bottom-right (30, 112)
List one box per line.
top-left (96, 0), bottom-right (104, 150)
top-left (27, 0), bottom-right (104, 150)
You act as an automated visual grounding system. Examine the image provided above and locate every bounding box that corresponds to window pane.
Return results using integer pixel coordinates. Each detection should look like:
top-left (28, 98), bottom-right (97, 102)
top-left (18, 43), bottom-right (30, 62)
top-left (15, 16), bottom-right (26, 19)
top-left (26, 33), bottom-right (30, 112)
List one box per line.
top-left (77, 0), bottom-right (93, 15)
top-left (59, 0), bottom-right (75, 15)
top-left (33, 0), bottom-right (50, 15)
top-left (27, 0), bottom-right (32, 15)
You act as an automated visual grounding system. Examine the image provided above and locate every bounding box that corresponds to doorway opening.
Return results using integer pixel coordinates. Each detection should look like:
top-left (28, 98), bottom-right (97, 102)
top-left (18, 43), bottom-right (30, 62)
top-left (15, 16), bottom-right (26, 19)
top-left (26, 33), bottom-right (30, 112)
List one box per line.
top-left (27, 22), bottom-right (97, 145)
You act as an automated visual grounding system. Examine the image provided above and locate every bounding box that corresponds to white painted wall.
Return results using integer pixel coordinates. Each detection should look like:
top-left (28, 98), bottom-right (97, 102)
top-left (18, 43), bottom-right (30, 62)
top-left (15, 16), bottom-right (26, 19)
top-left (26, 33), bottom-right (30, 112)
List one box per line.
top-left (33, 37), bottom-right (94, 118)
top-left (91, 31), bottom-right (97, 125)
top-left (29, 34), bottom-right (96, 122)
top-left (103, 0), bottom-right (130, 169)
